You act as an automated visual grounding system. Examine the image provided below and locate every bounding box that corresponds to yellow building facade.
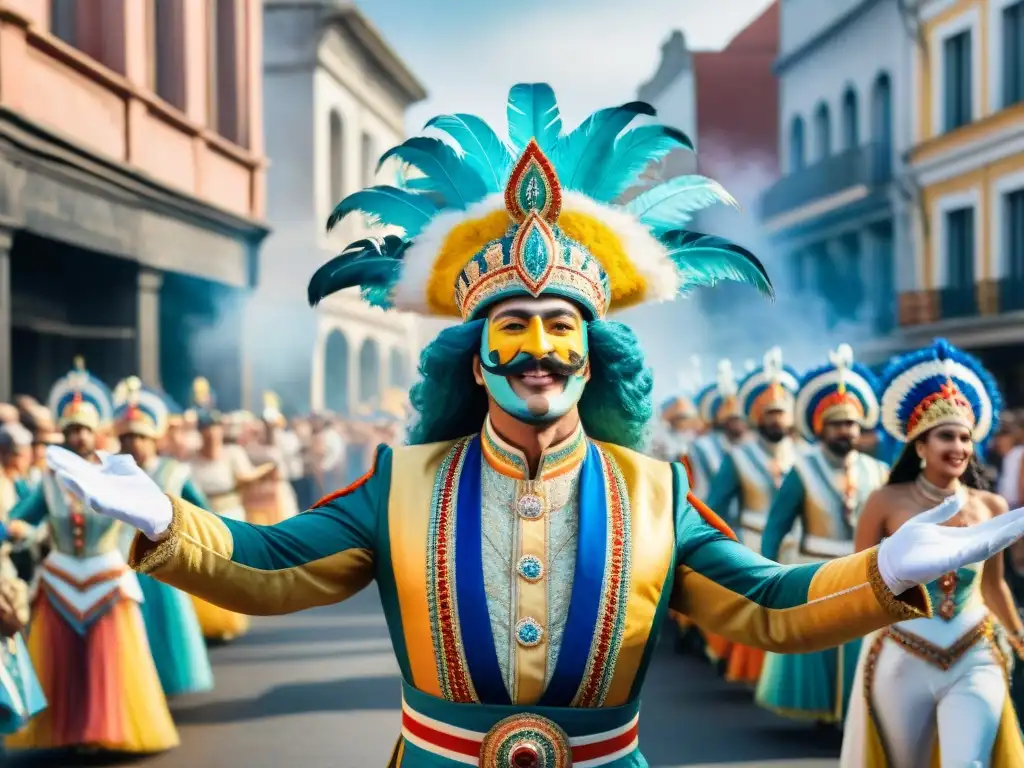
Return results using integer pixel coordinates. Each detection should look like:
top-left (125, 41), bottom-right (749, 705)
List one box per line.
top-left (902, 0), bottom-right (1024, 399)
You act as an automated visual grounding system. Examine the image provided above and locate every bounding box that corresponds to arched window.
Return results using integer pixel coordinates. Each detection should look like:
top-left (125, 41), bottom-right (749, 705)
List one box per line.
top-left (388, 347), bottom-right (409, 389)
top-left (329, 110), bottom-right (344, 206)
top-left (323, 330), bottom-right (350, 415)
top-left (871, 72), bottom-right (893, 148)
top-left (814, 102), bottom-right (832, 160)
top-left (358, 338), bottom-right (381, 407)
top-left (789, 116), bottom-right (806, 172)
top-left (841, 87), bottom-right (859, 150)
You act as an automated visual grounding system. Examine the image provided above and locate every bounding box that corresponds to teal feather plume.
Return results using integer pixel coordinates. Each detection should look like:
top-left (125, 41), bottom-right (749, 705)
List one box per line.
top-left (662, 230), bottom-right (773, 299)
top-left (326, 186), bottom-right (438, 238)
top-left (506, 83), bottom-right (562, 154)
top-left (307, 236), bottom-right (407, 307)
top-left (625, 175), bottom-right (738, 236)
top-left (423, 113), bottom-right (513, 193)
top-left (588, 124), bottom-right (694, 202)
top-left (377, 137), bottom-right (489, 210)
top-left (554, 101), bottom-right (656, 191)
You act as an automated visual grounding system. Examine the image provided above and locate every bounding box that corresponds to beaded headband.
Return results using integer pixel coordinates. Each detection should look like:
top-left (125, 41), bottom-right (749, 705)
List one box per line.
top-left (47, 356), bottom-right (112, 432)
top-left (794, 344), bottom-right (880, 441)
top-left (112, 376), bottom-right (169, 439)
top-left (737, 347), bottom-right (799, 424)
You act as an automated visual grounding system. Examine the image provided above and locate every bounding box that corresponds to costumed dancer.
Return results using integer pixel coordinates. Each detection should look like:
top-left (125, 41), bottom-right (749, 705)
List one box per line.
top-left (186, 378), bottom-right (258, 642)
top-left (2, 358), bottom-right (177, 754)
top-left (111, 377), bottom-right (214, 697)
top-left (756, 344), bottom-right (889, 724)
top-left (706, 347), bottom-right (800, 685)
top-left (245, 392), bottom-right (299, 524)
top-left (840, 339), bottom-right (1024, 767)
top-left (42, 84), bottom-right (1024, 768)
top-left (0, 572), bottom-right (45, 740)
top-left (689, 360), bottom-right (748, 666)
top-left (0, 424), bottom-right (32, 515)
top-left (650, 395), bottom-right (699, 468)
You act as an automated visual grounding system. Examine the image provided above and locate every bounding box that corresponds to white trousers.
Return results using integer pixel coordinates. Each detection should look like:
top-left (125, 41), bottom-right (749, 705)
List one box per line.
top-left (840, 631), bottom-right (1007, 768)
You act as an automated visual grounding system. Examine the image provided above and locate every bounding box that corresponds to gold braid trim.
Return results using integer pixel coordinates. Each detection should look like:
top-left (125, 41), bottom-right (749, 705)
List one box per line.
top-left (866, 547), bottom-right (933, 621)
top-left (129, 494), bottom-right (185, 575)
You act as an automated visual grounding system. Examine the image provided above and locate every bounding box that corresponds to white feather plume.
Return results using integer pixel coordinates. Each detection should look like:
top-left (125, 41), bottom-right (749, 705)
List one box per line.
top-left (717, 359), bottom-right (737, 397)
top-left (763, 346), bottom-right (783, 383)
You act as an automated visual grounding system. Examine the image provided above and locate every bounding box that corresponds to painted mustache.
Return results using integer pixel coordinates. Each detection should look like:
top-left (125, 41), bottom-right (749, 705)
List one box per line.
top-left (482, 351), bottom-right (585, 378)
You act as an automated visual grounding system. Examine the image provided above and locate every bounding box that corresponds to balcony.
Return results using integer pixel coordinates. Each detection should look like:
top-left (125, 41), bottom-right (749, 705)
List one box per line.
top-left (760, 142), bottom-right (892, 224)
top-left (938, 285), bottom-right (979, 319)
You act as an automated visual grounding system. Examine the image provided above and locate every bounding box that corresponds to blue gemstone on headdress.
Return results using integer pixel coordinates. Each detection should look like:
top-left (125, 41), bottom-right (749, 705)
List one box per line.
top-left (521, 223), bottom-right (552, 282)
top-left (518, 166), bottom-right (548, 213)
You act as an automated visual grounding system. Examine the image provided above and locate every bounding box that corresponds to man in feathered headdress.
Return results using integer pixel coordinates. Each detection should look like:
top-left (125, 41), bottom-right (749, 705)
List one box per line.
top-left (756, 344), bottom-right (889, 725)
top-left (704, 347), bottom-right (801, 684)
top-left (689, 359), bottom-right (748, 502)
top-left (41, 85), bottom-right (1024, 765)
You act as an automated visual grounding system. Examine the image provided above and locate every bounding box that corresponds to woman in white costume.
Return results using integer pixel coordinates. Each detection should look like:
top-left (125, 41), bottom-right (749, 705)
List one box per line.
top-left (840, 339), bottom-right (1024, 767)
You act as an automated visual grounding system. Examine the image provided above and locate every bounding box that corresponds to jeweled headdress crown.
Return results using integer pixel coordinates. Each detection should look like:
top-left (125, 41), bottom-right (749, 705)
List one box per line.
top-left (794, 344), bottom-right (880, 441)
top-left (308, 83), bottom-right (773, 321)
top-left (737, 347), bottom-right (799, 424)
top-left (880, 339), bottom-right (999, 444)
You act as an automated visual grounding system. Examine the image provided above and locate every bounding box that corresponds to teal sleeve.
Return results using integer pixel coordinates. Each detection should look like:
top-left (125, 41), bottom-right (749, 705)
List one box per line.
top-left (221, 446), bottom-right (389, 571)
top-left (705, 454), bottom-right (739, 513)
top-left (180, 479), bottom-right (210, 509)
top-left (9, 487), bottom-right (47, 526)
top-left (760, 470), bottom-right (805, 561)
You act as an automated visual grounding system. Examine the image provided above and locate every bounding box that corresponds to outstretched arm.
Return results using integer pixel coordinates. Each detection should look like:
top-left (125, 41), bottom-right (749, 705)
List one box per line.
top-left (112, 451), bottom-right (389, 616)
top-left (670, 464), bottom-right (930, 653)
top-left (760, 470), bottom-right (804, 561)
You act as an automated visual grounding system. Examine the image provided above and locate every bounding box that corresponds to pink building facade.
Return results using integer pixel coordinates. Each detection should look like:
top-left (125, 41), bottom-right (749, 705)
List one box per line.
top-left (0, 0), bottom-right (268, 408)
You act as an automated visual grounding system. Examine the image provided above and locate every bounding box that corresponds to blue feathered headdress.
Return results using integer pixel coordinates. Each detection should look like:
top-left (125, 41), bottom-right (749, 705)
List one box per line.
top-left (793, 344), bottom-right (880, 441)
top-left (47, 356), bottom-right (113, 432)
top-left (111, 377), bottom-right (169, 439)
top-left (695, 359), bottom-right (742, 424)
top-left (879, 339), bottom-right (1000, 445)
top-left (737, 347), bottom-right (799, 423)
top-left (308, 83), bottom-right (773, 321)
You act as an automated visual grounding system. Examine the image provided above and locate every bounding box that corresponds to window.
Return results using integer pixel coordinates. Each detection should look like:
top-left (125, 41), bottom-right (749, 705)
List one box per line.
top-left (1007, 189), bottom-right (1024, 279)
top-left (1004, 1), bottom-right (1024, 107)
top-left (813, 102), bottom-right (831, 160)
top-left (841, 88), bottom-right (859, 150)
top-left (361, 132), bottom-right (375, 189)
top-left (789, 117), bottom-right (805, 172)
top-left (945, 207), bottom-right (975, 288)
top-left (329, 111), bottom-right (344, 204)
top-left (149, 0), bottom-right (182, 108)
top-left (50, 0), bottom-right (76, 44)
top-left (943, 30), bottom-right (973, 131)
top-left (207, 0), bottom-right (243, 144)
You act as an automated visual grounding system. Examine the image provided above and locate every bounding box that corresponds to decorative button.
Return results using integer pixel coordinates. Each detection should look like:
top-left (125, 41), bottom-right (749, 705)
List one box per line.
top-left (516, 494), bottom-right (544, 520)
top-left (510, 742), bottom-right (541, 768)
top-left (516, 555), bottom-right (544, 583)
top-left (516, 617), bottom-right (543, 647)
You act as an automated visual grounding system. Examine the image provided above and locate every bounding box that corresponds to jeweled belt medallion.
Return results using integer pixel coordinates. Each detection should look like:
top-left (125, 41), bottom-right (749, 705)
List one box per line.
top-left (479, 714), bottom-right (572, 768)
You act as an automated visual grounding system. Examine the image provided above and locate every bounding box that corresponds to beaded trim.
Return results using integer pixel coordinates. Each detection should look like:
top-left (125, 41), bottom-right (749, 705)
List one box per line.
top-left (130, 494), bottom-right (185, 574)
top-left (867, 548), bottom-right (932, 621)
top-left (481, 419), bottom-right (587, 481)
top-left (572, 447), bottom-right (632, 707)
top-left (426, 438), bottom-right (478, 703)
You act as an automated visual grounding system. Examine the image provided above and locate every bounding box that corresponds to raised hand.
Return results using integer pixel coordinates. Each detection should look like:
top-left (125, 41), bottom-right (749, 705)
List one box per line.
top-left (878, 493), bottom-right (1024, 595)
top-left (45, 446), bottom-right (172, 541)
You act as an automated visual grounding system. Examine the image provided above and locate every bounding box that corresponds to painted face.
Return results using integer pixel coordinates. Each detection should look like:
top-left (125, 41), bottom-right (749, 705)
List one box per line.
top-left (479, 296), bottom-right (589, 423)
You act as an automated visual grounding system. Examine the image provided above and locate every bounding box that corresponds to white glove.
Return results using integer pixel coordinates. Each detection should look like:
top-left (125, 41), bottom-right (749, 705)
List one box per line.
top-left (45, 446), bottom-right (173, 541)
top-left (878, 492), bottom-right (1024, 595)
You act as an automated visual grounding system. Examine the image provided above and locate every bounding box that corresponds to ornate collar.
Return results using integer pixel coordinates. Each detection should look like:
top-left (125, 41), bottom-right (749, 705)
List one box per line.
top-left (481, 416), bottom-right (588, 481)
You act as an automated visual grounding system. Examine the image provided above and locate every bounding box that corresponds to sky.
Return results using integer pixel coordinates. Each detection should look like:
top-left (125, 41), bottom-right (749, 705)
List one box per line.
top-left (355, 0), bottom-right (778, 133)
top-left (346, 1), bottom-right (861, 402)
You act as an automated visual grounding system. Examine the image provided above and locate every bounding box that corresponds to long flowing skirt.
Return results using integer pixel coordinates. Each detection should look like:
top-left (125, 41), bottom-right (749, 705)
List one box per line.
top-left (0, 633), bottom-right (46, 735)
top-left (756, 639), bottom-right (861, 722)
top-left (5, 594), bottom-right (179, 752)
top-left (138, 574), bottom-right (214, 696)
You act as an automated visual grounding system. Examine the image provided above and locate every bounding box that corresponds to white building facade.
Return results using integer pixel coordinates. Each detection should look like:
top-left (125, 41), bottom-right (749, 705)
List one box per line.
top-left (251, 1), bottom-right (426, 415)
top-left (761, 0), bottom-right (915, 362)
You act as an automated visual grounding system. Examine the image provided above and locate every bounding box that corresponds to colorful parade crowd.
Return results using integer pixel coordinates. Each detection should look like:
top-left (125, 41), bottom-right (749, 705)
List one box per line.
top-left (650, 340), bottom-right (1024, 764)
top-left (0, 364), bottom-right (407, 757)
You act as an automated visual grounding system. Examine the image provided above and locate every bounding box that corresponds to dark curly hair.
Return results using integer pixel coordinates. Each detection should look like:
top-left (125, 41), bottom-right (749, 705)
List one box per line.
top-left (887, 431), bottom-right (990, 491)
top-left (407, 319), bottom-right (654, 450)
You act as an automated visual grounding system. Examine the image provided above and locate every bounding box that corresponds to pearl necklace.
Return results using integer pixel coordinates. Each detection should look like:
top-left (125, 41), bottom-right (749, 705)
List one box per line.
top-left (914, 474), bottom-right (961, 505)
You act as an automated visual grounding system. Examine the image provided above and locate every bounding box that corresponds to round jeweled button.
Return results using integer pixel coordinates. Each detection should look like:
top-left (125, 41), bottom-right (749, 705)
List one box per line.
top-left (516, 494), bottom-right (544, 519)
top-left (509, 741), bottom-right (541, 768)
top-left (516, 555), bottom-right (544, 583)
top-left (515, 617), bottom-right (543, 647)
